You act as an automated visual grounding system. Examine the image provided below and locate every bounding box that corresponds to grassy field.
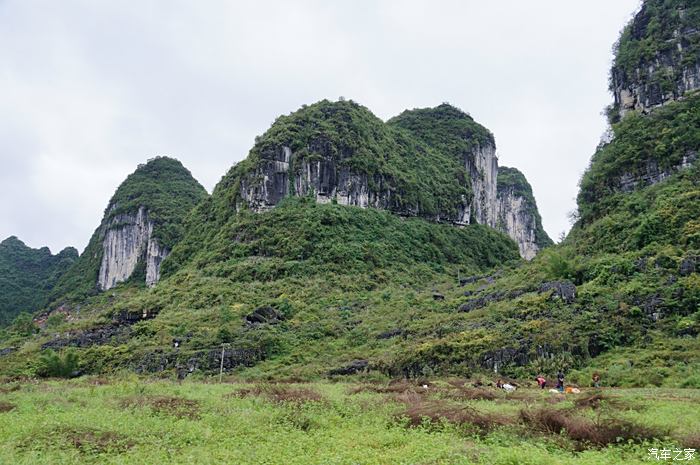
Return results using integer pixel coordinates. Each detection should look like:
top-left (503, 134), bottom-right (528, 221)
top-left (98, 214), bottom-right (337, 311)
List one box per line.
top-left (0, 376), bottom-right (698, 464)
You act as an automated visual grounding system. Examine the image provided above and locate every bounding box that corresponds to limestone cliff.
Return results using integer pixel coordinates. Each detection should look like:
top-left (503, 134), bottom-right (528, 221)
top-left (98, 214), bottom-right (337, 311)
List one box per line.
top-left (611, 0), bottom-right (700, 120)
top-left (97, 206), bottom-right (168, 290)
top-left (496, 167), bottom-right (552, 260)
top-left (231, 101), bottom-right (491, 226)
top-left (51, 157), bottom-right (207, 300)
top-left (229, 100), bottom-right (546, 259)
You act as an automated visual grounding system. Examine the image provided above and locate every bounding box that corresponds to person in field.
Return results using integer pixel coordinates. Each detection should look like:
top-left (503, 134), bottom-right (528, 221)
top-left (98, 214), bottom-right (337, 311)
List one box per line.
top-left (536, 375), bottom-right (547, 389)
top-left (556, 371), bottom-right (565, 392)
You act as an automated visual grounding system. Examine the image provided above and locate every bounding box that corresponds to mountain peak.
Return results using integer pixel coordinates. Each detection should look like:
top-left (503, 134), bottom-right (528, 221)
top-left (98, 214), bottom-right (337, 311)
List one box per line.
top-left (610, 0), bottom-right (700, 121)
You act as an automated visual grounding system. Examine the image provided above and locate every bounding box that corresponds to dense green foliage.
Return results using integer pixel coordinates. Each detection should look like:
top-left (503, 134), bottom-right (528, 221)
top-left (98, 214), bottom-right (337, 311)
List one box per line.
top-left (2, 0), bottom-right (698, 388)
top-left (572, 164), bottom-right (700, 254)
top-left (612, 0), bottom-right (700, 92)
top-left (578, 93), bottom-right (700, 223)
top-left (387, 103), bottom-right (494, 155)
top-left (48, 157), bottom-right (208, 303)
top-left (0, 237), bottom-right (77, 326)
top-left (36, 349), bottom-right (80, 378)
top-left (104, 157), bottom-right (208, 249)
top-left (497, 167), bottom-right (553, 249)
top-left (167, 197), bottom-right (518, 279)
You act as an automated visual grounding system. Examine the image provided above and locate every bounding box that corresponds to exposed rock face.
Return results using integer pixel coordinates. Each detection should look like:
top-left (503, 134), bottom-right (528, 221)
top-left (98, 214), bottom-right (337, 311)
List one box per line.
top-left (244, 306), bottom-right (284, 325)
top-left (538, 281), bottom-right (577, 304)
top-left (239, 143), bottom-right (500, 227)
top-left (465, 142), bottom-right (498, 227)
top-left (611, 2), bottom-right (700, 119)
top-left (616, 152), bottom-right (697, 192)
top-left (238, 133), bottom-right (500, 225)
top-left (239, 145), bottom-right (393, 213)
top-left (495, 167), bottom-right (552, 259)
top-left (49, 158), bottom-right (206, 298)
top-left (329, 359), bottom-right (369, 376)
top-left (97, 206), bottom-right (169, 290)
top-left (145, 237), bottom-right (169, 287)
top-left (496, 191), bottom-right (539, 260)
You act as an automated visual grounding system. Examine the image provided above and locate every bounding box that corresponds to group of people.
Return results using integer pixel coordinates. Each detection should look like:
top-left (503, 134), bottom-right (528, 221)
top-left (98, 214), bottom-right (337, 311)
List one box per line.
top-left (535, 371), bottom-right (565, 391)
top-left (494, 372), bottom-right (602, 393)
top-left (534, 371), bottom-right (602, 391)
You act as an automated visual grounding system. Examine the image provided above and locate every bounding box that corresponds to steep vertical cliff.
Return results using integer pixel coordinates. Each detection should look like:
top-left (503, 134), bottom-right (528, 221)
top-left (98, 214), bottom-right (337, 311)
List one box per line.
top-left (495, 167), bottom-right (552, 260)
top-left (388, 104), bottom-right (499, 226)
top-left (610, 0), bottom-right (700, 120)
top-left (97, 206), bottom-right (162, 290)
top-left (51, 157), bottom-right (207, 300)
top-left (0, 236), bottom-right (77, 325)
top-left (231, 100), bottom-right (480, 225)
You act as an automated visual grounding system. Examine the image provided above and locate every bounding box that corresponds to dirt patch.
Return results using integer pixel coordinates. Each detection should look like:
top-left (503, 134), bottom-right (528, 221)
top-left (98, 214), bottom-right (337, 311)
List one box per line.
top-left (681, 432), bottom-right (700, 449)
top-left (0, 401), bottom-right (16, 412)
top-left (19, 426), bottom-right (134, 454)
top-left (445, 387), bottom-right (499, 401)
top-left (397, 399), bottom-right (511, 433)
top-left (348, 381), bottom-right (430, 395)
top-left (0, 384), bottom-right (20, 394)
top-left (572, 393), bottom-right (629, 410)
top-left (228, 384), bottom-right (324, 404)
top-left (82, 377), bottom-right (112, 386)
top-left (519, 407), bottom-right (665, 448)
top-left (119, 395), bottom-right (201, 419)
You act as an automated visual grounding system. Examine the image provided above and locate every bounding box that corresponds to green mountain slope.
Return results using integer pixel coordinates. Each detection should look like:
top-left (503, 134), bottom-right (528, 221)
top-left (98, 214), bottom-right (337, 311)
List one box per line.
top-left (50, 156), bottom-right (208, 303)
top-left (0, 237), bottom-right (77, 326)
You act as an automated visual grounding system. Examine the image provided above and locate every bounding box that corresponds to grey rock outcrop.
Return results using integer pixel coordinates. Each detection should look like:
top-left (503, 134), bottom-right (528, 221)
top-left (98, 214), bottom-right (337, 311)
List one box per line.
top-left (329, 359), bottom-right (369, 376)
top-left (539, 281), bottom-right (577, 304)
top-left (464, 142), bottom-right (498, 227)
top-left (98, 206), bottom-right (169, 290)
top-left (50, 157), bottom-right (207, 300)
top-left (239, 145), bottom-right (392, 213)
top-left (611, 3), bottom-right (700, 119)
top-left (245, 306), bottom-right (284, 325)
top-left (495, 167), bottom-right (552, 259)
top-left (238, 140), bottom-right (499, 228)
top-left (616, 152), bottom-right (697, 193)
top-left (496, 189), bottom-right (540, 260)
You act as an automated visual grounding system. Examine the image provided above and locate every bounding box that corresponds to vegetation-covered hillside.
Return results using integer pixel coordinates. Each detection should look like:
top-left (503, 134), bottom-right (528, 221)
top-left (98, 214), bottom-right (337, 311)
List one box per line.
top-left (218, 99), bottom-right (496, 222)
top-left (0, 237), bottom-right (77, 326)
top-left (579, 93), bottom-right (700, 222)
top-left (612, 0), bottom-right (700, 93)
top-left (387, 103), bottom-right (494, 155)
top-left (48, 157), bottom-right (208, 303)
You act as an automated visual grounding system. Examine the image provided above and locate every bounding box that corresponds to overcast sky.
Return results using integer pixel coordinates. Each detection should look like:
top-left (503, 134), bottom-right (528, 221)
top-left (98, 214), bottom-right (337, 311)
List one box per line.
top-left (1, 0), bottom-right (640, 253)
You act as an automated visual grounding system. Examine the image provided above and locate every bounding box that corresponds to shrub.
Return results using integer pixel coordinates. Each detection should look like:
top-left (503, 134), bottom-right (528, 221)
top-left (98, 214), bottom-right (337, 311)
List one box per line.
top-left (36, 349), bottom-right (80, 378)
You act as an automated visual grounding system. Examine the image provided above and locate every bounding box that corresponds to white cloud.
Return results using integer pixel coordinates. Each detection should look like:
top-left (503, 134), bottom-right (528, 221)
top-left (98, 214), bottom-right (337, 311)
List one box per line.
top-left (0, 0), bottom-right (640, 252)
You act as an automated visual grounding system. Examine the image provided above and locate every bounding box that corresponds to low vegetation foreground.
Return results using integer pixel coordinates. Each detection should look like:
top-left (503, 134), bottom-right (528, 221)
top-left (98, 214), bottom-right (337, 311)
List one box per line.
top-left (0, 376), bottom-right (698, 464)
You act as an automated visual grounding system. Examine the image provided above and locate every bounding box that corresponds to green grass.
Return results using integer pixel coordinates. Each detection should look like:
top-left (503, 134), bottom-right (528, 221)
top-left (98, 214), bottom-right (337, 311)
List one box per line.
top-left (0, 377), bottom-right (697, 464)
